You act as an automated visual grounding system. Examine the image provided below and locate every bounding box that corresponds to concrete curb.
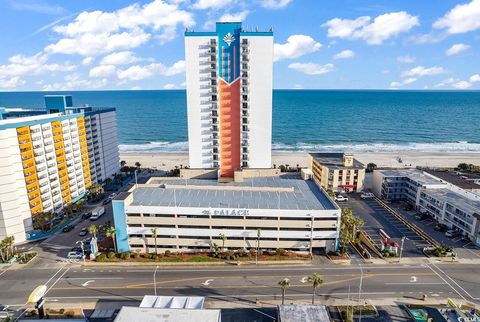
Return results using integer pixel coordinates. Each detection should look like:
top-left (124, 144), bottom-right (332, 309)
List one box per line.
top-left (81, 259), bottom-right (312, 267)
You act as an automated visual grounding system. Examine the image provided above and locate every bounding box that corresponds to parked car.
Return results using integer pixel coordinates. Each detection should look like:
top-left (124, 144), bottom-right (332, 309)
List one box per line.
top-left (71, 246), bottom-right (83, 253)
top-left (81, 212), bottom-right (92, 220)
top-left (62, 224), bottom-right (74, 233)
top-left (79, 228), bottom-right (88, 237)
top-left (108, 193), bottom-right (117, 199)
top-left (445, 229), bottom-right (461, 238)
top-left (67, 251), bottom-right (83, 259)
top-left (102, 198), bottom-right (112, 205)
top-left (360, 192), bottom-right (374, 199)
top-left (335, 195), bottom-right (348, 202)
top-left (434, 223), bottom-right (447, 232)
top-left (414, 213), bottom-right (428, 220)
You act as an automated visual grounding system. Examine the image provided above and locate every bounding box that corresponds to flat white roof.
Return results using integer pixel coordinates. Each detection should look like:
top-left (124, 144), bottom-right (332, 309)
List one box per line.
top-left (122, 175), bottom-right (336, 211)
top-left (140, 296), bottom-right (204, 309)
top-left (377, 169), bottom-right (444, 186)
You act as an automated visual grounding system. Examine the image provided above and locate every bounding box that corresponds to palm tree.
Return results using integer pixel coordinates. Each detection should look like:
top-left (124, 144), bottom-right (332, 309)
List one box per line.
top-left (120, 160), bottom-right (126, 168)
top-left (88, 224), bottom-right (98, 239)
top-left (151, 228), bottom-right (158, 255)
top-left (256, 228), bottom-right (261, 265)
top-left (278, 278), bottom-right (290, 305)
top-left (106, 227), bottom-right (117, 253)
top-left (219, 233), bottom-right (227, 250)
top-left (135, 162), bottom-right (141, 168)
top-left (307, 273), bottom-right (324, 304)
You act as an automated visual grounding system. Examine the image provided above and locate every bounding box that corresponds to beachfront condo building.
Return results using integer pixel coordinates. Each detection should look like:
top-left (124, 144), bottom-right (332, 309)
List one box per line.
top-left (0, 95), bottom-right (119, 243)
top-left (373, 169), bottom-right (480, 246)
top-left (185, 22), bottom-right (273, 178)
top-left (310, 153), bottom-right (366, 193)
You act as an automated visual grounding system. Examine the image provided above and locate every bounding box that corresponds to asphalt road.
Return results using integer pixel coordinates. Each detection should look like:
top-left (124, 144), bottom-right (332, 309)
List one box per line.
top-left (1, 261), bottom-right (479, 309)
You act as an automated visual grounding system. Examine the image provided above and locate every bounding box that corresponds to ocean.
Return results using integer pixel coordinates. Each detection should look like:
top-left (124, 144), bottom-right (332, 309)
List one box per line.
top-left (1, 90), bottom-right (479, 153)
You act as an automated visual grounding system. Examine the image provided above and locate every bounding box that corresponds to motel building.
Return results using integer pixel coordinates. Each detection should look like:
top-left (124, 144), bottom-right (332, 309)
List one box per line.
top-left (112, 174), bottom-right (341, 254)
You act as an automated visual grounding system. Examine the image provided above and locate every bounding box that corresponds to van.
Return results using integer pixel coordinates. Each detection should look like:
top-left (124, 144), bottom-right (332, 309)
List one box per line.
top-left (90, 207), bottom-right (105, 221)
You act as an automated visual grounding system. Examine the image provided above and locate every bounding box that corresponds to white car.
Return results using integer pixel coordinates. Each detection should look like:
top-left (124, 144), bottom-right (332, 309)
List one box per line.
top-left (67, 251), bottom-right (83, 259)
top-left (361, 192), bottom-right (375, 199)
top-left (108, 193), bottom-right (117, 199)
top-left (335, 195), bottom-right (348, 202)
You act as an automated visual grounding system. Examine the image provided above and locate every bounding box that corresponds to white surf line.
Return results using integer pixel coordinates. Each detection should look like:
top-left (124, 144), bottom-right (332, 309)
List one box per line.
top-left (427, 264), bottom-right (467, 302)
top-left (430, 263), bottom-right (479, 300)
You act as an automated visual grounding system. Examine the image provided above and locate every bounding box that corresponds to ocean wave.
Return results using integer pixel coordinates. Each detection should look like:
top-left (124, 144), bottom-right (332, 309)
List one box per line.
top-left (119, 141), bottom-right (480, 153)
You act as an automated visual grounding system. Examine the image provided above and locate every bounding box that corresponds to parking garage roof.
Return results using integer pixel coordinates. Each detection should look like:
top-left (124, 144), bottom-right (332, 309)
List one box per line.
top-left (126, 175), bottom-right (336, 210)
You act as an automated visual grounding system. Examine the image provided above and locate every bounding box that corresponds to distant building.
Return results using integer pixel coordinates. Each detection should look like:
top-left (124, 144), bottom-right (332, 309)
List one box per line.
top-left (373, 169), bottom-right (480, 245)
top-left (0, 95), bottom-right (119, 243)
top-left (310, 153), bottom-right (366, 193)
top-left (422, 168), bottom-right (480, 194)
top-left (113, 174), bottom-right (340, 254)
top-left (185, 22), bottom-right (273, 178)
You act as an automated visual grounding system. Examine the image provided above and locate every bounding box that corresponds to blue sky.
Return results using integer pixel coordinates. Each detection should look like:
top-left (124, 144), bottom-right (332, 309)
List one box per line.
top-left (0, 0), bottom-right (479, 91)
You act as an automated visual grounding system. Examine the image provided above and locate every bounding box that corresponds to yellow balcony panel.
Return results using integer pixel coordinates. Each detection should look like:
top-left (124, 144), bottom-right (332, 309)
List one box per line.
top-left (25, 173), bottom-right (37, 182)
top-left (19, 141), bottom-right (33, 150)
top-left (16, 126), bottom-right (30, 135)
top-left (26, 181), bottom-right (39, 191)
top-left (31, 204), bottom-right (43, 214)
top-left (21, 150), bottom-right (34, 160)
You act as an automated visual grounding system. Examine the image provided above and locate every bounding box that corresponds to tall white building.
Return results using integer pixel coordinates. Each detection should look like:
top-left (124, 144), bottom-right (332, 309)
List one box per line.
top-left (0, 95), bottom-right (119, 243)
top-left (185, 22), bottom-right (273, 178)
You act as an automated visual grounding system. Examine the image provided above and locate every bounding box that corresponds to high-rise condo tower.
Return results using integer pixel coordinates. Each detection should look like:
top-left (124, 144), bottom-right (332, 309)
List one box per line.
top-left (185, 22), bottom-right (273, 178)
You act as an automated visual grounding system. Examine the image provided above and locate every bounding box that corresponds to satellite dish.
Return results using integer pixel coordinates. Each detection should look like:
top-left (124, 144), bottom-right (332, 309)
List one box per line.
top-left (28, 285), bottom-right (47, 303)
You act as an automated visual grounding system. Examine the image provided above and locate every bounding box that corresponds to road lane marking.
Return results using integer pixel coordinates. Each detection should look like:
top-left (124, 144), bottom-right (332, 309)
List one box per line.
top-left (430, 263), bottom-right (479, 300)
top-left (201, 279), bottom-right (214, 286)
top-left (81, 280), bottom-right (95, 287)
top-left (427, 264), bottom-right (468, 301)
top-left (410, 276), bottom-right (417, 283)
top-left (65, 277), bottom-right (124, 280)
top-left (385, 283), bottom-right (445, 285)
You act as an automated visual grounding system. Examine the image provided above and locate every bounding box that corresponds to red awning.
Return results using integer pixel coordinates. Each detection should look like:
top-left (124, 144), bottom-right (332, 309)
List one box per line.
top-left (339, 184), bottom-right (357, 188)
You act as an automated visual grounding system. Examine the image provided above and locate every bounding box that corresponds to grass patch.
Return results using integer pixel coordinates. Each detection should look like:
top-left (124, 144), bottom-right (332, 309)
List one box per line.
top-left (338, 305), bottom-right (377, 321)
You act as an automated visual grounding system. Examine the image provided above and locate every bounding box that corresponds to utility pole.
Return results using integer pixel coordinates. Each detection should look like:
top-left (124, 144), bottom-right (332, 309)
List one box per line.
top-left (153, 265), bottom-right (159, 296)
top-left (358, 263), bottom-right (364, 322)
top-left (399, 236), bottom-right (406, 263)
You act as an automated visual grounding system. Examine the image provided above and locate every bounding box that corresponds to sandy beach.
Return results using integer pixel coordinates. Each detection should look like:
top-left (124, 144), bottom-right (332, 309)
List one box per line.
top-left (120, 151), bottom-right (480, 171)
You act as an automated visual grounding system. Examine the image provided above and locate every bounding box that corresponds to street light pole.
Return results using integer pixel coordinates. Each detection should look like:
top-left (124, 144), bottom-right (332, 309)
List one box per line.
top-left (134, 170), bottom-right (138, 187)
top-left (153, 265), bottom-right (159, 296)
top-left (358, 263), bottom-right (364, 322)
top-left (399, 236), bottom-right (406, 263)
top-left (76, 240), bottom-right (86, 264)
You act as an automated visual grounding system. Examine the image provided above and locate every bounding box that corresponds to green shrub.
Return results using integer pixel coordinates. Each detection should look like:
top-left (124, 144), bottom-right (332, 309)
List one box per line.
top-left (152, 254), bottom-right (159, 261)
top-left (134, 252), bottom-right (141, 259)
top-left (59, 309), bottom-right (65, 314)
top-left (96, 254), bottom-right (106, 261)
top-left (121, 252), bottom-right (130, 260)
top-left (164, 250), bottom-right (171, 256)
top-left (107, 251), bottom-right (116, 259)
top-left (276, 248), bottom-right (286, 256)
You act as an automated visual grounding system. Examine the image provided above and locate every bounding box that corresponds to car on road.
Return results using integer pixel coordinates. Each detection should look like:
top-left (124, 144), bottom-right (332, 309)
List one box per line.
top-left (434, 223), bottom-right (447, 232)
top-left (81, 212), bottom-right (92, 220)
top-left (108, 193), bottom-right (117, 199)
top-left (67, 251), bottom-right (83, 259)
top-left (62, 224), bottom-right (74, 232)
top-left (71, 246), bottom-right (83, 252)
top-left (79, 228), bottom-right (88, 236)
top-left (360, 192), bottom-right (374, 199)
top-left (414, 213), bottom-right (428, 220)
top-left (335, 195), bottom-right (348, 202)
top-left (102, 198), bottom-right (112, 205)
top-left (445, 229), bottom-right (461, 238)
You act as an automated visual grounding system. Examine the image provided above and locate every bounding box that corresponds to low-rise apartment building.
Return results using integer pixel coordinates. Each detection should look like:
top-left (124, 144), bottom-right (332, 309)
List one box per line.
top-left (373, 169), bottom-right (480, 245)
top-left (0, 95), bottom-right (119, 243)
top-left (310, 153), bottom-right (365, 193)
top-left (113, 175), bottom-right (340, 254)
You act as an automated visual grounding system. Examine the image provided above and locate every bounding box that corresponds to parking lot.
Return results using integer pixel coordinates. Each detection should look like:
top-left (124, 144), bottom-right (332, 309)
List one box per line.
top-left (340, 194), bottom-right (431, 258)
top-left (340, 194), bottom-right (480, 260)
